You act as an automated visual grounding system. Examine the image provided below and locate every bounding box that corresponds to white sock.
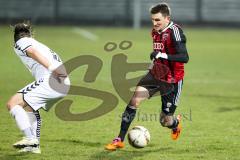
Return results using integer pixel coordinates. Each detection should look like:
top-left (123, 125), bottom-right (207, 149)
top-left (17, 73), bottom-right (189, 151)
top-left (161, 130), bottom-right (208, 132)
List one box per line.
top-left (23, 128), bottom-right (34, 138)
top-left (10, 105), bottom-right (34, 138)
top-left (27, 111), bottom-right (41, 141)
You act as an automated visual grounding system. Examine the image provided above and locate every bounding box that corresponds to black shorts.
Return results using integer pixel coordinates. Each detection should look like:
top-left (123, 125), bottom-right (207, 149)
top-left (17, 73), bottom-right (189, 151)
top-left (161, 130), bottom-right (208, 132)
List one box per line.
top-left (137, 72), bottom-right (183, 115)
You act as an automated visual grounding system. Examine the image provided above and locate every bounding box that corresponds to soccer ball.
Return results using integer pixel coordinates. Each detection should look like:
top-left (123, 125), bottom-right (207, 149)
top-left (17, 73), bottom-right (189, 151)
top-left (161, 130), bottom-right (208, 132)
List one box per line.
top-left (127, 126), bottom-right (150, 148)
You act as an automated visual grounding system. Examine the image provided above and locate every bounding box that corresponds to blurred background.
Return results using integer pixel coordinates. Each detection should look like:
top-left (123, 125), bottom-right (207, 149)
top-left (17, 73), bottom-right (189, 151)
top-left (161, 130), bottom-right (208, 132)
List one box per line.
top-left (1, 0), bottom-right (240, 28)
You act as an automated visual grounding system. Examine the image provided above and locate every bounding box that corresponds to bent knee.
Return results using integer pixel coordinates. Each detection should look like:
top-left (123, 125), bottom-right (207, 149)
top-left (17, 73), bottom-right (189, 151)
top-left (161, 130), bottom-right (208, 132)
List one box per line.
top-left (6, 93), bottom-right (25, 111)
top-left (6, 101), bottom-right (14, 111)
top-left (130, 98), bottom-right (142, 107)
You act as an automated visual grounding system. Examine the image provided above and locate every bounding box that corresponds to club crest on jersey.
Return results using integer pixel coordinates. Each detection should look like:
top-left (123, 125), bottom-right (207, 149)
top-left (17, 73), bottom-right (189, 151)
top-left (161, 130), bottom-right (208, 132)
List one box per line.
top-left (162, 33), bottom-right (169, 41)
top-left (153, 42), bottom-right (164, 50)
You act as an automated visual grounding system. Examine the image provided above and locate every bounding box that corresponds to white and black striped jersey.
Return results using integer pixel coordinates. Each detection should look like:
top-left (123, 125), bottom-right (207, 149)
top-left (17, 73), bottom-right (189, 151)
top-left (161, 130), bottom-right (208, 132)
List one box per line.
top-left (14, 37), bottom-right (62, 80)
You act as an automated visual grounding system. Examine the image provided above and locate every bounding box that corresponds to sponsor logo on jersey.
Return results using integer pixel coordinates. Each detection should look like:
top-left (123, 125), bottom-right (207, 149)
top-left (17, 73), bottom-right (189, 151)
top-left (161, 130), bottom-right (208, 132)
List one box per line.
top-left (162, 33), bottom-right (169, 41)
top-left (153, 42), bottom-right (164, 50)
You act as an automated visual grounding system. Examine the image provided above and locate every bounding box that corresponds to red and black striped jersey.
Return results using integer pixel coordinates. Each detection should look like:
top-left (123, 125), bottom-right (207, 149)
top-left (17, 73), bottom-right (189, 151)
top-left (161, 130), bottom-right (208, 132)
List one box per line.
top-left (150, 21), bottom-right (189, 83)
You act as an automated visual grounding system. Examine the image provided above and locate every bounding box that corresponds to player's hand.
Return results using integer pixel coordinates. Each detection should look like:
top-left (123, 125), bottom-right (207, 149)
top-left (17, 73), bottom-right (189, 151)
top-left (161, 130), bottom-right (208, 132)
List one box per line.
top-left (150, 51), bottom-right (168, 60)
top-left (52, 69), bottom-right (67, 78)
top-left (53, 69), bottom-right (67, 83)
top-left (150, 51), bottom-right (158, 60)
top-left (48, 64), bottom-right (67, 83)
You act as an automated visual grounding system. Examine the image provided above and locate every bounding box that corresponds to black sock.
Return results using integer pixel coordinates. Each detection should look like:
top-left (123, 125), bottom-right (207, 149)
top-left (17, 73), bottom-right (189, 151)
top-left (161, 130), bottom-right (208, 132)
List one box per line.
top-left (118, 105), bottom-right (136, 141)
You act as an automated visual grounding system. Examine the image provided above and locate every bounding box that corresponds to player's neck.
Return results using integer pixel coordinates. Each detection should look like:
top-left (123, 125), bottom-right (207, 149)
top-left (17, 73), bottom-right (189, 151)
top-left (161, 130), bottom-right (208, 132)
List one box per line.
top-left (159, 21), bottom-right (172, 33)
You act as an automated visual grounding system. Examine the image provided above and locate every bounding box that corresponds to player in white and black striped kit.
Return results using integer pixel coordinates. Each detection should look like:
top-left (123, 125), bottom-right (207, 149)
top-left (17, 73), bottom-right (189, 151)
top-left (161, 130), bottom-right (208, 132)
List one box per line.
top-left (6, 22), bottom-right (70, 153)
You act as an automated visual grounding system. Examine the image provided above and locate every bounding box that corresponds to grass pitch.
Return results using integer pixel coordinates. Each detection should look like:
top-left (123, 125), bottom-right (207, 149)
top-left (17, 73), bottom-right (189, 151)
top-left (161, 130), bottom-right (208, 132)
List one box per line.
top-left (0, 25), bottom-right (240, 160)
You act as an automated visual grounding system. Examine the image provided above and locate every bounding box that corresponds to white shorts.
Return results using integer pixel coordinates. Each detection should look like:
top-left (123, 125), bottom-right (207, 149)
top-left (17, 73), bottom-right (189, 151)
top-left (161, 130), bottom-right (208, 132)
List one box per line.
top-left (18, 76), bottom-right (70, 111)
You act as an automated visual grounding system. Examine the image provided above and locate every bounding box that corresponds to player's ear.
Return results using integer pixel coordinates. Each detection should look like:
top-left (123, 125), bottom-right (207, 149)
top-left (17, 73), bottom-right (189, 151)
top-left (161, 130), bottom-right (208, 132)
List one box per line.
top-left (166, 16), bottom-right (170, 21)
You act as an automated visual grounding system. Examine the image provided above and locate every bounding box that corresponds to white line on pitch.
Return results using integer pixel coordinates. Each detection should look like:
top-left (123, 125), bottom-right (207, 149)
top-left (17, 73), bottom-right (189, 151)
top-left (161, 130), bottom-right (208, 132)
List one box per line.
top-left (72, 28), bottom-right (99, 41)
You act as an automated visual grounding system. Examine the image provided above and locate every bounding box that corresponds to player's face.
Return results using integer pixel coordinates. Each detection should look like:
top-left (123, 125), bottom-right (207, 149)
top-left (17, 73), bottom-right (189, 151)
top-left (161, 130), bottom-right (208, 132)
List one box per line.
top-left (151, 13), bottom-right (170, 31)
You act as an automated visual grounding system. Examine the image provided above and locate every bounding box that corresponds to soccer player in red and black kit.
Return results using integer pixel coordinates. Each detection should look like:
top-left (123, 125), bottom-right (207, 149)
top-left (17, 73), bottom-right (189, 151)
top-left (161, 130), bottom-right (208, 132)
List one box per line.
top-left (105, 2), bottom-right (189, 151)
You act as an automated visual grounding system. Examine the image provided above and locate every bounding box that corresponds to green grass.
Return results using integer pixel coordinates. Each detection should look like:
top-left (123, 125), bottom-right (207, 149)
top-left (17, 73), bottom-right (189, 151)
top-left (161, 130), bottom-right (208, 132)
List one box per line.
top-left (0, 25), bottom-right (240, 160)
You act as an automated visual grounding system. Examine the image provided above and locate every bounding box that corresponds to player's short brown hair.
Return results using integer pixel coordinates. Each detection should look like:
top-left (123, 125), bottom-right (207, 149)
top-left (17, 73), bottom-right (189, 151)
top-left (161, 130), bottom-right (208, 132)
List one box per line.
top-left (14, 22), bottom-right (32, 42)
top-left (150, 3), bottom-right (171, 17)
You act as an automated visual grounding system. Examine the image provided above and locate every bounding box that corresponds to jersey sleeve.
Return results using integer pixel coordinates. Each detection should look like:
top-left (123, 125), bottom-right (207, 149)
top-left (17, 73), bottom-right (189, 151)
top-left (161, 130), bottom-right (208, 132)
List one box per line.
top-left (168, 25), bottom-right (189, 63)
top-left (15, 38), bottom-right (33, 55)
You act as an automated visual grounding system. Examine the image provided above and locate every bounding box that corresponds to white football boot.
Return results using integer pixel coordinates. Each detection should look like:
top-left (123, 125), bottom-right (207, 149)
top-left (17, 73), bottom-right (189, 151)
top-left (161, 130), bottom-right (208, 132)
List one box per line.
top-left (13, 137), bottom-right (39, 149)
top-left (18, 146), bottom-right (41, 154)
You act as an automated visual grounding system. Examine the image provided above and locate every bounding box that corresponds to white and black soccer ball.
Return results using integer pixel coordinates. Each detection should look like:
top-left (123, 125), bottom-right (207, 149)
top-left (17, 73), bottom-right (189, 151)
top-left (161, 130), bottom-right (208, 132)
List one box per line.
top-left (127, 126), bottom-right (150, 148)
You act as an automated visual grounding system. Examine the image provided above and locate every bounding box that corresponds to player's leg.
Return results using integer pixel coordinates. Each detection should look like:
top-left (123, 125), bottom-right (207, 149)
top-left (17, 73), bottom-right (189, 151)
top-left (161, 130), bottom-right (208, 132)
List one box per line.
top-left (23, 105), bottom-right (41, 142)
top-left (25, 100), bottom-right (62, 146)
top-left (6, 93), bottom-right (39, 148)
top-left (18, 109), bottom-right (41, 154)
top-left (118, 86), bottom-right (149, 140)
top-left (10, 93), bottom-right (42, 153)
top-left (160, 112), bottom-right (182, 140)
top-left (105, 86), bottom-right (149, 151)
top-left (17, 109), bottom-right (41, 154)
top-left (160, 79), bottom-right (183, 140)
top-left (9, 76), bottom-right (68, 153)
top-left (26, 110), bottom-right (41, 142)
top-left (117, 72), bottom-right (161, 143)
top-left (105, 72), bottom-right (160, 151)
top-left (21, 77), bottom-right (68, 153)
